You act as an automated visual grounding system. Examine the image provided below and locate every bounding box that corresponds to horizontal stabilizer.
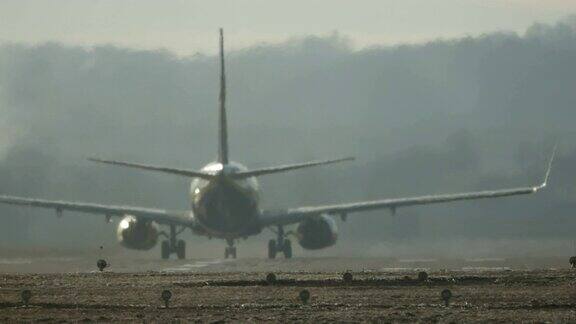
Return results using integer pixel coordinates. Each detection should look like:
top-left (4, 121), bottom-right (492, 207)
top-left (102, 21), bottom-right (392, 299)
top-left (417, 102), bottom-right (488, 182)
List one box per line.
top-left (230, 157), bottom-right (354, 179)
top-left (88, 158), bottom-right (215, 179)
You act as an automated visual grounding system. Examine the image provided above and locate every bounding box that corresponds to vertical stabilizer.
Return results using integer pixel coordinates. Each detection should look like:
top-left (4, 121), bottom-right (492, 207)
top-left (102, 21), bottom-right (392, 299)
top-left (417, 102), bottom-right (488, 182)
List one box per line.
top-left (218, 28), bottom-right (229, 164)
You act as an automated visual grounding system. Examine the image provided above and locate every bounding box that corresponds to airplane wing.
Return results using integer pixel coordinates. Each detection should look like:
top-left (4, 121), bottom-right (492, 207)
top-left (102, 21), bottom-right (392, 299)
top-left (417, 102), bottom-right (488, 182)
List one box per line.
top-left (0, 195), bottom-right (194, 226)
top-left (259, 147), bottom-right (555, 227)
top-left (259, 185), bottom-right (542, 226)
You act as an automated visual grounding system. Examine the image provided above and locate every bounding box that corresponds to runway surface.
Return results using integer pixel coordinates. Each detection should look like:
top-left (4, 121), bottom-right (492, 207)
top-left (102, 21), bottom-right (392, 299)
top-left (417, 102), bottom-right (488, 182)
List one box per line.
top-left (0, 250), bottom-right (570, 273)
top-left (1, 254), bottom-right (576, 322)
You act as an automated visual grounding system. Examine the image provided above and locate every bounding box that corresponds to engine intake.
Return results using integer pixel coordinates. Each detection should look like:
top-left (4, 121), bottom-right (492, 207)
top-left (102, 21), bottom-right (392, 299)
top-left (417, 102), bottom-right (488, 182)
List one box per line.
top-left (297, 214), bottom-right (338, 250)
top-left (116, 215), bottom-right (159, 250)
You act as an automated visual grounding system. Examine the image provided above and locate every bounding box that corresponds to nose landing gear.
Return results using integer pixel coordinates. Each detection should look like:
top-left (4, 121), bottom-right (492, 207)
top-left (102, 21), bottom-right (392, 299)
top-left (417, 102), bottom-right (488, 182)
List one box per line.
top-left (268, 225), bottom-right (292, 259)
top-left (225, 239), bottom-right (237, 259)
top-left (161, 225), bottom-right (186, 260)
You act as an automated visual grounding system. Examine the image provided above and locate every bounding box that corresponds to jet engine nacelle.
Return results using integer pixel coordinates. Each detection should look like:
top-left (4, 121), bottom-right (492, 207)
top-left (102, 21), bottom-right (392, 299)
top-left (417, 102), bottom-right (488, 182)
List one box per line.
top-left (116, 215), bottom-right (159, 250)
top-left (296, 214), bottom-right (338, 250)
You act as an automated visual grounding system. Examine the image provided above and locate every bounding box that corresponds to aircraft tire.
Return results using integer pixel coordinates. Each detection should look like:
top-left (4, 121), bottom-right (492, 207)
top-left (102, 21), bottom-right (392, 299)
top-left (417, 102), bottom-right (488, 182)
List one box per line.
top-left (161, 240), bottom-right (170, 260)
top-left (231, 247), bottom-right (237, 259)
top-left (176, 240), bottom-right (186, 260)
top-left (283, 239), bottom-right (292, 259)
top-left (268, 239), bottom-right (277, 259)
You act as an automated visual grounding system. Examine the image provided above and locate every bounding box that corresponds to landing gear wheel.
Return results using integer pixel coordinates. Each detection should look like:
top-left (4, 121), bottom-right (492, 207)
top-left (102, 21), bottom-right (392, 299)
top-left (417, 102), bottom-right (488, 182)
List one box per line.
top-left (176, 240), bottom-right (186, 260)
top-left (161, 240), bottom-right (170, 260)
top-left (283, 239), bottom-right (292, 259)
top-left (268, 239), bottom-right (277, 259)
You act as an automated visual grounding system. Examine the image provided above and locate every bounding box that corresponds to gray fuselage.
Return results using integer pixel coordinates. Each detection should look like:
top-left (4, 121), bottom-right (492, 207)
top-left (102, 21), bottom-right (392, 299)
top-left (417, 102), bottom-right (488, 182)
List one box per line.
top-left (190, 162), bottom-right (260, 238)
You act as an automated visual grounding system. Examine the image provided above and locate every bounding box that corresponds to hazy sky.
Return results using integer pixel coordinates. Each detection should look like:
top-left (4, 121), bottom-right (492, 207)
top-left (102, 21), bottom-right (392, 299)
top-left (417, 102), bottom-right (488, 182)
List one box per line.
top-left (0, 0), bottom-right (574, 55)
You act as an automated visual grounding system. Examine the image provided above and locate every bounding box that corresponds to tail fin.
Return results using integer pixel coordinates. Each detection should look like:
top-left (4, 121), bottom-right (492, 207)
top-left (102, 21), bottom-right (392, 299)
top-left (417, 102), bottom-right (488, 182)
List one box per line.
top-left (218, 28), bottom-right (229, 164)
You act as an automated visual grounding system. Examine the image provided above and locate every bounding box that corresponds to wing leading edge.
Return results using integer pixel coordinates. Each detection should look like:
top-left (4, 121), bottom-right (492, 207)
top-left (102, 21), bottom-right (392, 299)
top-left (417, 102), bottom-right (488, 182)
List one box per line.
top-left (259, 147), bottom-right (555, 227)
top-left (0, 195), bottom-right (194, 226)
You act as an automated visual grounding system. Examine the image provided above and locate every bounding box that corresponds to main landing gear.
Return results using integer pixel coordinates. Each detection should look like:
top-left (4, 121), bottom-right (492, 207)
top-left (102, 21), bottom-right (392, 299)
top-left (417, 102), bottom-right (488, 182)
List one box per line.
top-left (268, 225), bottom-right (292, 259)
top-left (225, 239), bottom-right (237, 259)
top-left (161, 225), bottom-right (186, 260)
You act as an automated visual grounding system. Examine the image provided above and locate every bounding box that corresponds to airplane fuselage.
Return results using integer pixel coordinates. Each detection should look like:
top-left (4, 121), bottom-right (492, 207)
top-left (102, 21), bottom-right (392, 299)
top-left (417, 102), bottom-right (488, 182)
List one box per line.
top-left (190, 161), bottom-right (261, 238)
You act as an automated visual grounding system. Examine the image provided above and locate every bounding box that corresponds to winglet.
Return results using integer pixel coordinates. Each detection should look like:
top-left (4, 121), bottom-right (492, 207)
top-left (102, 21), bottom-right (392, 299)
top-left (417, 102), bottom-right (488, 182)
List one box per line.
top-left (534, 144), bottom-right (556, 191)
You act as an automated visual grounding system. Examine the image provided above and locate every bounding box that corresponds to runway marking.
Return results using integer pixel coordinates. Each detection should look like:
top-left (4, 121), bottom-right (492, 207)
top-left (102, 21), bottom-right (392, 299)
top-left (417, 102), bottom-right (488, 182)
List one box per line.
top-left (461, 266), bottom-right (511, 271)
top-left (0, 258), bottom-right (32, 265)
top-left (380, 267), bottom-right (421, 272)
top-left (465, 258), bottom-right (506, 262)
top-left (398, 259), bottom-right (438, 263)
top-left (162, 259), bottom-right (233, 272)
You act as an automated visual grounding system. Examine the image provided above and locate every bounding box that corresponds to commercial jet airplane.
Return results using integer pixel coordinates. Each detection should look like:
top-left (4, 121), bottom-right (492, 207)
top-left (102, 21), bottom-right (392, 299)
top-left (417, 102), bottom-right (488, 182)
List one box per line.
top-left (0, 29), bottom-right (554, 259)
